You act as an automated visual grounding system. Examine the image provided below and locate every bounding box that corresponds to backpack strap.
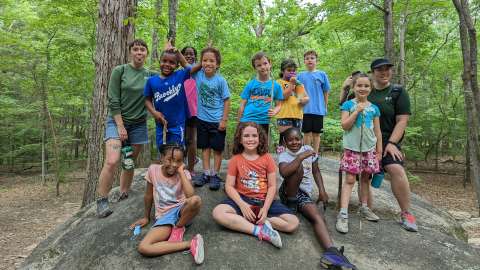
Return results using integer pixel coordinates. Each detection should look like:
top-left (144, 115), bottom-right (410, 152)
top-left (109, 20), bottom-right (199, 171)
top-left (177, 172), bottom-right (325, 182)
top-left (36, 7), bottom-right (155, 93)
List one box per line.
top-left (389, 84), bottom-right (404, 113)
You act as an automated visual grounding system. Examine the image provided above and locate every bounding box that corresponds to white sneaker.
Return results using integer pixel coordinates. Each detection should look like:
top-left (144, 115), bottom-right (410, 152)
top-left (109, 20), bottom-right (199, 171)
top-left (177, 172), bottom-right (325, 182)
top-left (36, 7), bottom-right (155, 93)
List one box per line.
top-left (336, 214), bottom-right (349, 234)
top-left (359, 206), bottom-right (380, 222)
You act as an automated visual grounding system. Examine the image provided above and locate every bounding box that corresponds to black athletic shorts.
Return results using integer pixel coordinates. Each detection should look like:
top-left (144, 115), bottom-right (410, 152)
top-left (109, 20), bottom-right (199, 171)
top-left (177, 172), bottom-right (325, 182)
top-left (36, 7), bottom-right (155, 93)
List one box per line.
top-left (197, 119), bottom-right (226, 152)
top-left (186, 116), bottom-right (197, 128)
top-left (382, 142), bottom-right (404, 167)
top-left (301, 114), bottom-right (324, 133)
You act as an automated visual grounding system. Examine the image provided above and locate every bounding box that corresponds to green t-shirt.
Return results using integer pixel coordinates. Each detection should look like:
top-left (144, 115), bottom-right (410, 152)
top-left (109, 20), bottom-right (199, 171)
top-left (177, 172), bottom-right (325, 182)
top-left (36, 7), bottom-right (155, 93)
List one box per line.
top-left (368, 84), bottom-right (411, 143)
top-left (107, 64), bottom-right (154, 124)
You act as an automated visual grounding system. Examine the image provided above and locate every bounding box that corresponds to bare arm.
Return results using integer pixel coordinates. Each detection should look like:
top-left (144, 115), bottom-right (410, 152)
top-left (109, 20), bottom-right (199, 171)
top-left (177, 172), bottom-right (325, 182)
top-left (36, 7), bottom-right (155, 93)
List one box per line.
top-left (178, 166), bottom-right (195, 197)
top-left (268, 100), bottom-right (281, 117)
top-left (129, 181), bottom-right (153, 228)
top-left (225, 174), bottom-right (256, 223)
top-left (237, 99), bottom-right (247, 121)
top-left (312, 161), bottom-right (328, 203)
top-left (145, 98), bottom-right (167, 126)
top-left (113, 114), bottom-right (127, 141)
top-left (324, 92), bottom-right (329, 112)
top-left (262, 172), bottom-right (277, 211)
top-left (218, 98), bottom-right (230, 131)
top-left (278, 150), bottom-right (314, 178)
top-left (383, 114), bottom-right (409, 161)
top-left (341, 110), bottom-right (359, 130)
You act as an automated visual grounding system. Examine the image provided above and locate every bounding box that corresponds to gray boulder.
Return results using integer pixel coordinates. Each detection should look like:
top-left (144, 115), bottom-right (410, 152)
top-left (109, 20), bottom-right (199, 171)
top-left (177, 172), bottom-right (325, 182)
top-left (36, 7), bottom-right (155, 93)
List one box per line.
top-left (21, 158), bottom-right (480, 270)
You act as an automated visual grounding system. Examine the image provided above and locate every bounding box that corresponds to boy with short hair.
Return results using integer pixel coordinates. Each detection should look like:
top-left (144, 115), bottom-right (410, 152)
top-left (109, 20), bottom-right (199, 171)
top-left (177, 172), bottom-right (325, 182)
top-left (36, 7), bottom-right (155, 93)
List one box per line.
top-left (297, 50), bottom-right (331, 153)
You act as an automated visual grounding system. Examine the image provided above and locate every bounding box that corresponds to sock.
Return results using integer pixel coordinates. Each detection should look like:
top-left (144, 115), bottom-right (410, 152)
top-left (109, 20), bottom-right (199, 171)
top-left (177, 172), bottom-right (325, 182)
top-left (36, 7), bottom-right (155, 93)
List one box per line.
top-left (203, 169), bottom-right (209, 176)
top-left (211, 169), bottom-right (217, 176)
top-left (252, 225), bottom-right (260, 236)
top-left (361, 202), bottom-right (368, 208)
top-left (339, 208), bottom-right (348, 218)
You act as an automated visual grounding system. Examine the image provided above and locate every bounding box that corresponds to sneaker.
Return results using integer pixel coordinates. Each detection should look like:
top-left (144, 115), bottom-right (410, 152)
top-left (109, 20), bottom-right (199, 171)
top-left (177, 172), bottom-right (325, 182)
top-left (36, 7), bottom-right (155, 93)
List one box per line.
top-left (335, 214), bottom-right (349, 234)
top-left (276, 145), bottom-right (285, 154)
top-left (193, 173), bottom-right (209, 187)
top-left (168, 226), bottom-right (185, 242)
top-left (359, 206), bottom-right (380, 222)
top-left (257, 220), bottom-right (282, 248)
top-left (400, 211), bottom-right (418, 232)
top-left (320, 246), bottom-right (357, 270)
top-left (190, 234), bottom-right (204, 264)
top-left (117, 192), bottom-right (129, 202)
top-left (209, 174), bottom-right (222, 191)
top-left (96, 197), bottom-right (113, 218)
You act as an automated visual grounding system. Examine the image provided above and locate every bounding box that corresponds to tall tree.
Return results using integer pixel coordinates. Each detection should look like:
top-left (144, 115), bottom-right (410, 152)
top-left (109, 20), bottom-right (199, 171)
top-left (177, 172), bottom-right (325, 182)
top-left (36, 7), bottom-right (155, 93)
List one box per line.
top-left (151, 0), bottom-right (163, 63)
top-left (82, 0), bottom-right (136, 207)
top-left (452, 0), bottom-right (480, 214)
top-left (168, 0), bottom-right (178, 45)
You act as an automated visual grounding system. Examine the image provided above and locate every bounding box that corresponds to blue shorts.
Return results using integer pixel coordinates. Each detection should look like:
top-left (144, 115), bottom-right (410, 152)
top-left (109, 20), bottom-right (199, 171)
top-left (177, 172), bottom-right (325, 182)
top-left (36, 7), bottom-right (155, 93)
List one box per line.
top-left (153, 204), bottom-right (184, 227)
top-left (104, 116), bottom-right (148, 144)
top-left (221, 194), bottom-right (293, 217)
top-left (155, 124), bottom-right (185, 150)
top-left (277, 118), bottom-right (302, 129)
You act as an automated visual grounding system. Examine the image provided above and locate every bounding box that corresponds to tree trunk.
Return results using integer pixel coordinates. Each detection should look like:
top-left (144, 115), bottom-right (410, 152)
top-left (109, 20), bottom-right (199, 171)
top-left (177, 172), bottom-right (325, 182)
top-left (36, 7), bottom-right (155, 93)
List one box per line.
top-left (254, 0), bottom-right (265, 38)
top-left (398, 1), bottom-right (408, 86)
top-left (82, 0), bottom-right (136, 207)
top-left (151, 0), bottom-right (162, 63)
top-left (384, 0), bottom-right (394, 62)
top-left (167, 0), bottom-right (178, 45)
top-left (453, 0), bottom-right (480, 214)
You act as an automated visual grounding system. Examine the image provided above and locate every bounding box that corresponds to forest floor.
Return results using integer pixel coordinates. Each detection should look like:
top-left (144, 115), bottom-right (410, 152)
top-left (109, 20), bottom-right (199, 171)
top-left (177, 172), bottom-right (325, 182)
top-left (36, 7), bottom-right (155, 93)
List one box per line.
top-left (0, 158), bottom-right (478, 270)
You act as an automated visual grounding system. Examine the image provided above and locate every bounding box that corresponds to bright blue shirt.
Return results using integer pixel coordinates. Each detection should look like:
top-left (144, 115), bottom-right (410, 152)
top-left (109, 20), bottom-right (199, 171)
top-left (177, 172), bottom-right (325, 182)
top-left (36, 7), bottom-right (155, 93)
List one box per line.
top-left (298, 71), bottom-right (330, 115)
top-left (193, 69), bottom-right (230, 123)
top-left (144, 66), bottom-right (191, 127)
top-left (240, 78), bottom-right (283, 124)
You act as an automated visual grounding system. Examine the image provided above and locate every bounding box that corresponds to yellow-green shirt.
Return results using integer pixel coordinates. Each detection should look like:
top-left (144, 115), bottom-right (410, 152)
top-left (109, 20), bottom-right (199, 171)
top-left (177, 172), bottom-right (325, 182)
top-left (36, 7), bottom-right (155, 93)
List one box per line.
top-left (276, 79), bottom-right (307, 119)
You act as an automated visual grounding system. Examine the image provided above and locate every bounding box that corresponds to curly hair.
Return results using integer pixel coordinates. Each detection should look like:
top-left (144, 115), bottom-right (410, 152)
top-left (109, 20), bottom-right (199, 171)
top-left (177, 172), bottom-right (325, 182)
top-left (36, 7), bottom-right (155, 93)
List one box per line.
top-left (232, 122), bottom-right (268, 155)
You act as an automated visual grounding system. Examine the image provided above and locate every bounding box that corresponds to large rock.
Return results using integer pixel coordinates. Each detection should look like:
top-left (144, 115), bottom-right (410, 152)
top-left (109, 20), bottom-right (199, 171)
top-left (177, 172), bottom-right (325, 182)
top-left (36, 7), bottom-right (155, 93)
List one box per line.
top-left (22, 158), bottom-right (480, 270)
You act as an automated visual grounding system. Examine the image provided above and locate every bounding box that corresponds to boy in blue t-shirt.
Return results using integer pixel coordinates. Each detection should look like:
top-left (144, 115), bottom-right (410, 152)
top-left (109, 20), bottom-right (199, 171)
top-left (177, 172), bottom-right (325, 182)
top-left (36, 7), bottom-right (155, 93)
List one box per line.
top-left (144, 48), bottom-right (194, 151)
top-left (297, 50), bottom-right (331, 153)
top-left (237, 52), bottom-right (283, 136)
top-left (191, 47), bottom-right (231, 190)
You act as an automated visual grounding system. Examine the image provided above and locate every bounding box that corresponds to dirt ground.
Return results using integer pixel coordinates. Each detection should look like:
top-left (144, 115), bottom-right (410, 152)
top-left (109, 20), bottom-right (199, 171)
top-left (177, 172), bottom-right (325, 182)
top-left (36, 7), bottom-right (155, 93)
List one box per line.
top-left (0, 172), bottom-right (83, 270)
top-left (0, 163), bottom-right (478, 270)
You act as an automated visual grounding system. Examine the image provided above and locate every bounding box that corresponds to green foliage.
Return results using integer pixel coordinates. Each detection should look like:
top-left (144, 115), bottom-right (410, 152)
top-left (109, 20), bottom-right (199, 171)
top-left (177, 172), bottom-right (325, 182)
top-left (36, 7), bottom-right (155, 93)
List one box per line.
top-left (0, 0), bottom-right (476, 173)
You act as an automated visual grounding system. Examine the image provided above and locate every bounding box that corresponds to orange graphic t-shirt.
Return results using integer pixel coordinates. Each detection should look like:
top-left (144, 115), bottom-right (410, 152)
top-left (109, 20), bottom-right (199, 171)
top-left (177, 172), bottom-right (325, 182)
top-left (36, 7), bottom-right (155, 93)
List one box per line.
top-left (227, 153), bottom-right (276, 200)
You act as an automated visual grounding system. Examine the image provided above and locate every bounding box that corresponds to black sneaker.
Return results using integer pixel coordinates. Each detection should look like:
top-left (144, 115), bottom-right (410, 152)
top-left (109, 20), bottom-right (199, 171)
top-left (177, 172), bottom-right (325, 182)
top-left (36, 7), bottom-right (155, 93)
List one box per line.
top-left (193, 173), bottom-right (209, 187)
top-left (320, 246), bottom-right (357, 270)
top-left (96, 197), bottom-right (113, 218)
top-left (209, 174), bottom-right (222, 190)
top-left (117, 192), bottom-right (129, 202)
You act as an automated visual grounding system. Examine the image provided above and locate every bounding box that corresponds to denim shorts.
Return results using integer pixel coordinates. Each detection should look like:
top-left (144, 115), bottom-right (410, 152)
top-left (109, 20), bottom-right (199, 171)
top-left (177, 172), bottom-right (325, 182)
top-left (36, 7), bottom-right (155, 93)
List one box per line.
top-left (153, 204), bottom-right (184, 227)
top-left (277, 118), bottom-right (302, 129)
top-left (104, 116), bottom-right (148, 144)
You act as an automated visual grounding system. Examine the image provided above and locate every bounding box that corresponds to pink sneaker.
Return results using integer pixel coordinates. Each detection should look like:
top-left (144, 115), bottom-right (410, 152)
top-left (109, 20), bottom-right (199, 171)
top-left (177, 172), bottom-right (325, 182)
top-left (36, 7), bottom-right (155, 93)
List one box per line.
top-left (257, 220), bottom-right (282, 248)
top-left (190, 234), bottom-right (204, 264)
top-left (168, 226), bottom-right (185, 242)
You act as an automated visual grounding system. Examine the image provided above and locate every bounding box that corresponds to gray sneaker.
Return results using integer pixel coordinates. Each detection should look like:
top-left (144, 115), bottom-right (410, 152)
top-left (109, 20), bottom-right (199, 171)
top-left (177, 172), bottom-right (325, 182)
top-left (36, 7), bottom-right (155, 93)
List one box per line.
top-left (336, 214), bottom-right (349, 234)
top-left (359, 206), bottom-right (380, 222)
top-left (96, 197), bottom-right (113, 218)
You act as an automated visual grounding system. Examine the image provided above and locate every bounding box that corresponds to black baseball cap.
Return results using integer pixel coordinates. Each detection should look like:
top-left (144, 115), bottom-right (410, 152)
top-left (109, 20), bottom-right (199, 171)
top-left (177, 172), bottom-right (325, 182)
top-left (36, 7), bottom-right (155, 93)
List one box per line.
top-left (370, 58), bottom-right (394, 70)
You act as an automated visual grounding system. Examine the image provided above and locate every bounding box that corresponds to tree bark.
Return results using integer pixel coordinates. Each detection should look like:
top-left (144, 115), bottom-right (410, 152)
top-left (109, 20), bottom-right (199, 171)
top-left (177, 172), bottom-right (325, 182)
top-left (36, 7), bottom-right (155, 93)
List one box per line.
top-left (384, 0), bottom-right (394, 62)
top-left (254, 0), bottom-right (265, 38)
top-left (453, 0), bottom-right (480, 214)
top-left (151, 0), bottom-right (162, 63)
top-left (168, 0), bottom-right (178, 45)
top-left (82, 0), bottom-right (136, 207)
top-left (398, 1), bottom-right (408, 86)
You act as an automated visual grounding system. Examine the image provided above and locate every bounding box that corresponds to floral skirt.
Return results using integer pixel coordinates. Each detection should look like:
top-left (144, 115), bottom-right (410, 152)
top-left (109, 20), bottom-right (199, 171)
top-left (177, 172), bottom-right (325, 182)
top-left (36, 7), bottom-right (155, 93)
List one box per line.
top-left (340, 149), bottom-right (380, 175)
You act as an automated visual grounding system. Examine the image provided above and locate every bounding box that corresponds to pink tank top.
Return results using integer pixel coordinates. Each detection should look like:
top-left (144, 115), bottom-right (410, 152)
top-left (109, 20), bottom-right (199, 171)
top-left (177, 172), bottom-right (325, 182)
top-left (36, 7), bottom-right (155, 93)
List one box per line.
top-left (184, 78), bottom-right (197, 117)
